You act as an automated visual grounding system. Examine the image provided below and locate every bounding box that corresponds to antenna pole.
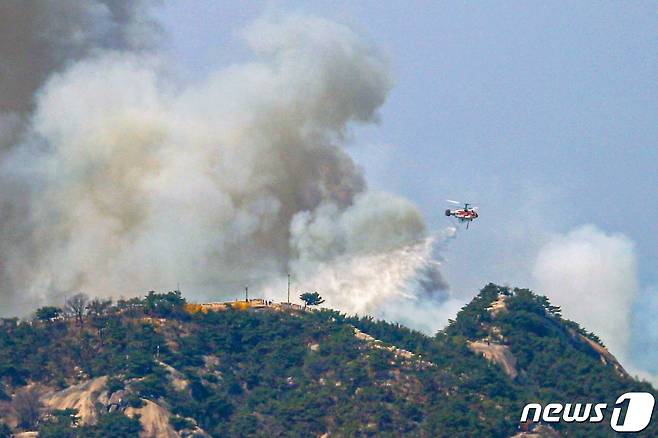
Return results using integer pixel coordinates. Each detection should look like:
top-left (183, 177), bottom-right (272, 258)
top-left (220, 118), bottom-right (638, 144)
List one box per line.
top-left (287, 273), bottom-right (291, 304)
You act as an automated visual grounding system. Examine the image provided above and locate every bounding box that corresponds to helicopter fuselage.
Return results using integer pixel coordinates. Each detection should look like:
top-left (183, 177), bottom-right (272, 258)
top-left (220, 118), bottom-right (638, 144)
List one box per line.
top-left (445, 208), bottom-right (478, 221)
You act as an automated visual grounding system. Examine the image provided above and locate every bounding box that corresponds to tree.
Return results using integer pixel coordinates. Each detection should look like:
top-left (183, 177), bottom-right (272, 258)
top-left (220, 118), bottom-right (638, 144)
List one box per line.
top-left (87, 298), bottom-right (112, 317)
top-left (170, 415), bottom-right (195, 431)
top-left (38, 408), bottom-right (79, 438)
top-left (0, 423), bottom-right (11, 438)
top-left (144, 290), bottom-right (186, 317)
top-left (84, 412), bottom-right (142, 437)
top-left (65, 293), bottom-right (89, 327)
top-left (13, 386), bottom-right (43, 429)
top-left (299, 292), bottom-right (325, 309)
top-left (35, 306), bottom-right (62, 322)
top-left (116, 297), bottom-right (144, 317)
top-left (87, 298), bottom-right (113, 344)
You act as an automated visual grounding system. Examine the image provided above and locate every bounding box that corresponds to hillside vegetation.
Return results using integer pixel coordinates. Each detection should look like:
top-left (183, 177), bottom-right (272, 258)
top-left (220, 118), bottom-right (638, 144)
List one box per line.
top-left (0, 285), bottom-right (654, 437)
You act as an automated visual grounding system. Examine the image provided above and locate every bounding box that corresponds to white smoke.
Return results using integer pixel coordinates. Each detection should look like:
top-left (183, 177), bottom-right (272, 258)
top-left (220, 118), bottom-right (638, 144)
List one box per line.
top-left (532, 225), bottom-right (638, 359)
top-left (0, 8), bottom-right (457, 324)
top-left (282, 203), bottom-right (460, 330)
top-left (0, 0), bottom-right (158, 150)
top-left (630, 286), bottom-right (658, 384)
top-left (0, 0), bottom-right (159, 308)
top-left (278, 228), bottom-right (459, 331)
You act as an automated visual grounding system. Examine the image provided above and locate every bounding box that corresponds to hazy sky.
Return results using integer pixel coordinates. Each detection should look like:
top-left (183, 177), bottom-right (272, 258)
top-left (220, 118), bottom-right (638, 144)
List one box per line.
top-left (156, 1), bottom-right (657, 297)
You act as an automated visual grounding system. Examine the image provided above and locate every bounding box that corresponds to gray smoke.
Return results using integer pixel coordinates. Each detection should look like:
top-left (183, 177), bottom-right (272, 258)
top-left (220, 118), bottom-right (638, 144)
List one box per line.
top-left (0, 0), bottom-right (157, 114)
top-left (0, 0), bottom-right (158, 309)
top-left (0, 7), bottom-right (454, 325)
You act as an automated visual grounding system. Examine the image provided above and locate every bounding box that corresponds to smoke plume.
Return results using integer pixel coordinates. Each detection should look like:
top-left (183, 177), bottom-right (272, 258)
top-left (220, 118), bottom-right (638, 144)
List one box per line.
top-left (0, 0), bottom-right (158, 150)
top-left (532, 225), bottom-right (637, 359)
top-left (630, 286), bottom-right (658, 384)
top-left (0, 7), bottom-right (454, 323)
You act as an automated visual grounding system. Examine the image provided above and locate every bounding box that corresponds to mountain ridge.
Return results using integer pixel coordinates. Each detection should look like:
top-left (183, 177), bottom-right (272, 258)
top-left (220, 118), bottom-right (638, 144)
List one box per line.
top-left (0, 284), bottom-right (654, 437)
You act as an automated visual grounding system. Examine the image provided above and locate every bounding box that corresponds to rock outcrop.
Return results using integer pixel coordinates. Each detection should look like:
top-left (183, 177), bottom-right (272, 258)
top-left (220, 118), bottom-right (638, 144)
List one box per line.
top-left (468, 340), bottom-right (518, 379)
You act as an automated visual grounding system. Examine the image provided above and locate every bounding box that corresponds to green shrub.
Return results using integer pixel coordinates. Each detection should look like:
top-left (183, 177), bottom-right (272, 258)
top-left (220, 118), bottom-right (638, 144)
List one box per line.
top-left (170, 415), bottom-right (195, 431)
top-left (106, 377), bottom-right (124, 394)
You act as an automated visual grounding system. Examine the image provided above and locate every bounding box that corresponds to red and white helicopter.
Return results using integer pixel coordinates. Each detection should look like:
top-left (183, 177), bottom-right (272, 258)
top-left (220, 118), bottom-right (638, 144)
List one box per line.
top-left (445, 200), bottom-right (479, 229)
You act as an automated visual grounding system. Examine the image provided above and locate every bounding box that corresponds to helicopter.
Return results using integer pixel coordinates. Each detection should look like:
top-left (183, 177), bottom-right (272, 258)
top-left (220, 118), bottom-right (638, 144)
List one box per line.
top-left (445, 200), bottom-right (479, 229)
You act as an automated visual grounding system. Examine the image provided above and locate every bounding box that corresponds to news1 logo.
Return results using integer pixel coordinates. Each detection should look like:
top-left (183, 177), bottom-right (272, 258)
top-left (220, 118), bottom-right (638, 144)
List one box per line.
top-left (520, 392), bottom-right (655, 432)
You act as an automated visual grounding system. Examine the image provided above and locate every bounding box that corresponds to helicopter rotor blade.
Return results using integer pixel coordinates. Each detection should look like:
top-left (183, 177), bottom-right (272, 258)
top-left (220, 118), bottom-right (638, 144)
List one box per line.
top-left (446, 199), bottom-right (461, 205)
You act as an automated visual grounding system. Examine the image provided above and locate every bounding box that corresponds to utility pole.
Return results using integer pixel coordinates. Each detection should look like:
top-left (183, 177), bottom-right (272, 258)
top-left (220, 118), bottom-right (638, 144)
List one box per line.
top-left (287, 273), bottom-right (291, 304)
top-left (245, 286), bottom-right (248, 302)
